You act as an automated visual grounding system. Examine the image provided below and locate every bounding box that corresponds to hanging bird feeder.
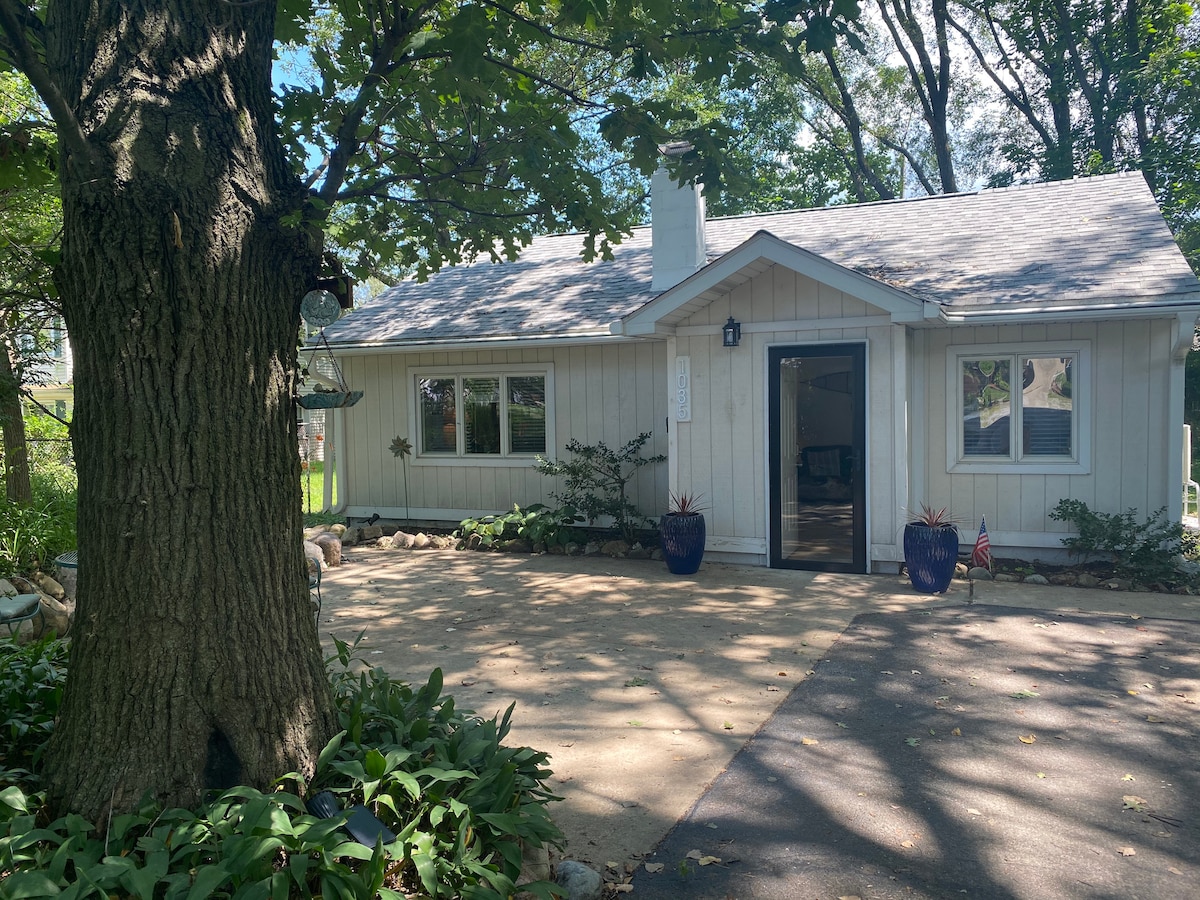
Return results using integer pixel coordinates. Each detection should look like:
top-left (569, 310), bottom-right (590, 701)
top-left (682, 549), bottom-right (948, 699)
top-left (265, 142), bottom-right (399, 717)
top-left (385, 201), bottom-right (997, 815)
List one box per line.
top-left (298, 289), bottom-right (363, 409)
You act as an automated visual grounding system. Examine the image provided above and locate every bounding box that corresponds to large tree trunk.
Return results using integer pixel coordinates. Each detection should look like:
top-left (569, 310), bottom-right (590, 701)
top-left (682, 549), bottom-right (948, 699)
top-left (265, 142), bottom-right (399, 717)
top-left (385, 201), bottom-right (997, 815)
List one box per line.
top-left (0, 337), bottom-right (33, 505)
top-left (41, 0), bottom-right (338, 820)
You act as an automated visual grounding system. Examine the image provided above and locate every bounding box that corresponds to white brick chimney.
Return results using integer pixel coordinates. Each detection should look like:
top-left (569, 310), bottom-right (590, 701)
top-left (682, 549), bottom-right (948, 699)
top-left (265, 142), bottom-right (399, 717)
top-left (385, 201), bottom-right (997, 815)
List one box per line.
top-left (651, 143), bottom-right (707, 291)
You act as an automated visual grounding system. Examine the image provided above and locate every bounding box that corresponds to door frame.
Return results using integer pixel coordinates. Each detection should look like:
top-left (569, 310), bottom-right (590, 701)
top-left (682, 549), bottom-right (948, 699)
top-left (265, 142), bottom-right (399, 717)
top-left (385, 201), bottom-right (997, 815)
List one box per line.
top-left (767, 342), bottom-right (868, 573)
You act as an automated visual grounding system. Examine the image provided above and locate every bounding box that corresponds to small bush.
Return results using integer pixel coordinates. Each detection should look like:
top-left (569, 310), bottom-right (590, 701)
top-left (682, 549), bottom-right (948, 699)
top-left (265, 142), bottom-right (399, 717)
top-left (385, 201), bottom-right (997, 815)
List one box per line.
top-left (0, 634), bottom-right (564, 900)
top-left (456, 503), bottom-right (583, 550)
top-left (534, 433), bottom-right (665, 543)
top-left (0, 484), bottom-right (76, 580)
top-left (1049, 499), bottom-right (1188, 585)
top-left (0, 635), bottom-right (67, 787)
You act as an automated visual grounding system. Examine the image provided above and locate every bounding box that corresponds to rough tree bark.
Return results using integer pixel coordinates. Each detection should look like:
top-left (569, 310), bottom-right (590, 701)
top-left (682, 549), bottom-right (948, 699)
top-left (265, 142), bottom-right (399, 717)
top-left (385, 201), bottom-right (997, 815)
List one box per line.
top-left (0, 336), bottom-right (32, 504)
top-left (29, 0), bottom-right (339, 819)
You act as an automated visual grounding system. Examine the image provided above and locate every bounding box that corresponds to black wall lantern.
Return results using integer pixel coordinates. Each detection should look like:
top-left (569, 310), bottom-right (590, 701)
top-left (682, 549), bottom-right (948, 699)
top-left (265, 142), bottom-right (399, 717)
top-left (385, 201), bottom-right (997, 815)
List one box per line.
top-left (722, 316), bottom-right (742, 347)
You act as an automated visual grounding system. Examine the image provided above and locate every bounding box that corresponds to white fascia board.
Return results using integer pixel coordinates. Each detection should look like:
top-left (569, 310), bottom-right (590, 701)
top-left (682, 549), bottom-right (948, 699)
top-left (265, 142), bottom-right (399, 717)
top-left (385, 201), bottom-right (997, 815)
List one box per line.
top-left (320, 332), bottom-right (636, 356)
top-left (935, 297), bottom-right (1200, 325)
top-left (622, 230), bottom-right (925, 332)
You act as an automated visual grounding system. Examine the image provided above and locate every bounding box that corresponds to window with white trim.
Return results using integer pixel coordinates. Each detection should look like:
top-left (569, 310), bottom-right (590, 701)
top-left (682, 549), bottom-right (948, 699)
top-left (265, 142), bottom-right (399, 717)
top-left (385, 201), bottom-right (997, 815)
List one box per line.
top-left (413, 367), bottom-right (550, 460)
top-left (947, 342), bottom-right (1089, 473)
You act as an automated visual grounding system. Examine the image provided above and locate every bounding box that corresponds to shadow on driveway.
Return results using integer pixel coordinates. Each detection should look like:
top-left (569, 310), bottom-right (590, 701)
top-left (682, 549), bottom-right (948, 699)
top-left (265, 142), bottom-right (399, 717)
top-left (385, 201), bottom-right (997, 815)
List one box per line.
top-left (631, 605), bottom-right (1200, 899)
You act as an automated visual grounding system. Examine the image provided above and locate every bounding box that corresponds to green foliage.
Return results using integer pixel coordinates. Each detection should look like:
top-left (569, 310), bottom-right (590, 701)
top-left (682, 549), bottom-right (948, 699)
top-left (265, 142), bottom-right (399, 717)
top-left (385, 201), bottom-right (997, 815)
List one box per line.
top-left (0, 635), bottom-right (564, 900)
top-left (268, 0), bottom-right (863, 283)
top-left (535, 433), bottom-right (666, 543)
top-left (0, 478), bottom-right (75, 579)
top-left (456, 503), bottom-right (584, 550)
top-left (1049, 499), bottom-right (1188, 584)
top-left (0, 636), bottom-right (67, 787)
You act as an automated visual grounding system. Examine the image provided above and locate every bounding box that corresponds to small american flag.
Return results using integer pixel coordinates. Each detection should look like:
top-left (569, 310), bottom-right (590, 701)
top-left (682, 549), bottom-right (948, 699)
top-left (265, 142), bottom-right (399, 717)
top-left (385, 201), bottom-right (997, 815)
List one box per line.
top-left (971, 517), bottom-right (992, 570)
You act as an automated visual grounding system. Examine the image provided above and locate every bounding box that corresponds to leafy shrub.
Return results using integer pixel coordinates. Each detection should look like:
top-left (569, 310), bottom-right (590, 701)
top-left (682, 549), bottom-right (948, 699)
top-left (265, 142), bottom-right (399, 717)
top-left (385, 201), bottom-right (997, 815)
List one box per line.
top-left (0, 483), bottom-right (76, 580)
top-left (534, 433), bottom-right (665, 543)
top-left (1049, 499), bottom-right (1188, 585)
top-left (0, 635), bottom-right (563, 900)
top-left (456, 503), bottom-right (583, 550)
top-left (0, 635), bottom-right (67, 787)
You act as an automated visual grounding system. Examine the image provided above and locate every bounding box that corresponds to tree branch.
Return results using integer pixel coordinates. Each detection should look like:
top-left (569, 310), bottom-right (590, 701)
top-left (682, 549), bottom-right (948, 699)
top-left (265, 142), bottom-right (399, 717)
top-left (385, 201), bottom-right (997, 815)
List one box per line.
top-left (0, 0), bottom-right (97, 173)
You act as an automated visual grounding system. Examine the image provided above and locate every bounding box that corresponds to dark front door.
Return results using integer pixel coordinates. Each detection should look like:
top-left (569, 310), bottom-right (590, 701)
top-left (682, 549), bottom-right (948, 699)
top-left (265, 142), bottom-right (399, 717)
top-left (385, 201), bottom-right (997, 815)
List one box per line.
top-left (768, 344), bottom-right (867, 572)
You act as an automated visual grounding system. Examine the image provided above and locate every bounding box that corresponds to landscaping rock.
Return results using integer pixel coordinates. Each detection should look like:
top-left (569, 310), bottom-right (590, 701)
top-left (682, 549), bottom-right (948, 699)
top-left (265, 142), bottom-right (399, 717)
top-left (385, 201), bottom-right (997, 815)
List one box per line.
top-left (1023, 574), bottom-right (1049, 585)
top-left (340, 526), bottom-right (361, 545)
top-left (303, 540), bottom-right (325, 569)
top-left (967, 567), bottom-right (993, 580)
top-left (627, 544), bottom-right (651, 560)
top-left (582, 541), bottom-right (602, 556)
top-left (430, 535), bottom-right (455, 550)
top-left (554, 860), bottom-right (602, 900)
top-left (412, 532), bottom-right (431, 549)
top-left (360, 524), bottom-right (384, 541)
top-left (517, 841), bottom-right (551, 890)
top-left (312, 533), bottom-right (342, 567)
top-left (497, 538), bottom-right (534, 553)
top-left (327, 523), bottom-right (347, 537)
top-left (391, 531), bottom-right (416, 550)
top-left (994, 573), bottom-right (1021, 583)
top-left (465, 533), bottom-right (484, 551)
top-left (601, 540), bottom-right (630, 558)
top-left (1104, 578), bottom-right (1132, 591)
top-left (33, 591), bottom-right (70, 636)
top-left (32, 572), bottom-right (66, 600)
top-left (1077, 573), bottom-right (1102, 588)
top-left (1049, 572), bottom-right (1077, 586)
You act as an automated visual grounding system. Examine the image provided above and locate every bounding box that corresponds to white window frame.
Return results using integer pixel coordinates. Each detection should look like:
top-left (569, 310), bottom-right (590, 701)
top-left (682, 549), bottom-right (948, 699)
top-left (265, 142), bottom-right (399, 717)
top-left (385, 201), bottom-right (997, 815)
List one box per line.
top-left (945, 341), bottom-right (1090, 475)
top-left (407, 363), bottom-right (554, 467)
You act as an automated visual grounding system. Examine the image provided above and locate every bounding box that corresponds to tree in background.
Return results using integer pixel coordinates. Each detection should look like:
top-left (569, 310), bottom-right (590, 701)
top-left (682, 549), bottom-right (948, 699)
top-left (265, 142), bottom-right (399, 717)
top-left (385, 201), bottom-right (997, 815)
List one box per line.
top-left (0, 0), bottom-right (860, 822)
top-left (0, 71), bottom-right (60, 506)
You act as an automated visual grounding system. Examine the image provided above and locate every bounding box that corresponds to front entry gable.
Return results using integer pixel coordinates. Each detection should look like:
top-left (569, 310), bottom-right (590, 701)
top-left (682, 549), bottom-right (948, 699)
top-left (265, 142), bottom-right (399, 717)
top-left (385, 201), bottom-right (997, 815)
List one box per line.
top-left (616, 230), bottom-right (932, 338)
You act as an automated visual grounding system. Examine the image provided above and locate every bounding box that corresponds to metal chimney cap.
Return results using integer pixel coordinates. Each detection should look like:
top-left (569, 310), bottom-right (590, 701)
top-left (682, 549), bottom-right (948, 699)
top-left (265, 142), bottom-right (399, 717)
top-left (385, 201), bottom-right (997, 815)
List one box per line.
top-left (658, 140), bottom-right (694, 157)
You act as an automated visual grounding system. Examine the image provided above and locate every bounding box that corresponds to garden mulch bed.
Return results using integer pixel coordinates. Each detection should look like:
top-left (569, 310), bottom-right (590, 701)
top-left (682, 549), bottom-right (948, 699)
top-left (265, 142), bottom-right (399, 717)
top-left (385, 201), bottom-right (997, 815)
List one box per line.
top-left (631, 604), bottom-right (1200, 899)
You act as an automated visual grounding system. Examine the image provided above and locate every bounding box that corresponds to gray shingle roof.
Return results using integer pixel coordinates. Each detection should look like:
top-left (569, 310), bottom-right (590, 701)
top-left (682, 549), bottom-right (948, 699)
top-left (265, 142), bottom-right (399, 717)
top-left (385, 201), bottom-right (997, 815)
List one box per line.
top-left (321, 173), bottom-right (1200, 348)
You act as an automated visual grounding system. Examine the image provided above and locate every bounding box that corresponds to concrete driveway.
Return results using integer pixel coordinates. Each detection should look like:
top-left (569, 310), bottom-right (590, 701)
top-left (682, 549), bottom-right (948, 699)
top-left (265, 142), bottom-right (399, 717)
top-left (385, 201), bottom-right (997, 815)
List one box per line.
top-left (314, 548), bottom-right (1200, 876)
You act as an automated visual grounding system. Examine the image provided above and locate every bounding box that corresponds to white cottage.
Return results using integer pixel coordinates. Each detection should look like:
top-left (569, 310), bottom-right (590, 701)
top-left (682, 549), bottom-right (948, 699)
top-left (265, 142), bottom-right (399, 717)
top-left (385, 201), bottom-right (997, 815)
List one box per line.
top-left (315, 171), bottom-right (1200, 573)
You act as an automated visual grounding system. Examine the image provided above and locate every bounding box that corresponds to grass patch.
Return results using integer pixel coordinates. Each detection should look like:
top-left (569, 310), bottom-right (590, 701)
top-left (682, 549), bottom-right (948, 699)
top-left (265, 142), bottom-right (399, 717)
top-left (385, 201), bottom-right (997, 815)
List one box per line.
top-left (302, 460), bottom-right (337, 515)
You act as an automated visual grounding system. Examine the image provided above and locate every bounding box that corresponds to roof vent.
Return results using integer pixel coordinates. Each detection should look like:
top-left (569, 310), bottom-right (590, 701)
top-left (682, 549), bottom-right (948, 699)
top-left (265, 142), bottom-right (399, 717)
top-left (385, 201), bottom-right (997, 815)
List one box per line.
top-left (651, 143), bottom-right (707, 291)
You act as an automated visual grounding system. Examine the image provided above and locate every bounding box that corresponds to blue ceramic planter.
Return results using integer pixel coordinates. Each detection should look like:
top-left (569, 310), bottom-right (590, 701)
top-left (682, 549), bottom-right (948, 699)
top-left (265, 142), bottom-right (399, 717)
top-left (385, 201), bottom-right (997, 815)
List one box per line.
top-left (903, 523), bottom-right (959, 593)
top-left (661, 513), bottom-right (706, 575)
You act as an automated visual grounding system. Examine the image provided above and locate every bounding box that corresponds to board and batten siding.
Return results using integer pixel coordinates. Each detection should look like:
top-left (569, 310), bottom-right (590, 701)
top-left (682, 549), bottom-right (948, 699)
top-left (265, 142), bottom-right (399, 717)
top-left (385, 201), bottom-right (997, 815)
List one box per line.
top-left (913, 319), bottom-right (1179, 556)
top-left (335, 342), bottom-right (669, 523)
top-left (670, 264), bottom-right (906, 568)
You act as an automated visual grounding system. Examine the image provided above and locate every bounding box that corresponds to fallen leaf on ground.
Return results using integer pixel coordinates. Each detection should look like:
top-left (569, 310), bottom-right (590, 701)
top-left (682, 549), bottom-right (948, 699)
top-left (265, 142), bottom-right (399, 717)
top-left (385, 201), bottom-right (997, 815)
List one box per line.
top-left (1146, 715), bottom-right (1166, 723)
top-left (686, 850), bottom-right (703, 860)
top-left (1018, 734), bottom-right (1036, 744)
top-left (967, 808), bottom-right (982, 816)
top-left (1118, 847), bottom-right (1137, 857)
top-left (644, 863), bottom-right (665, 873)
top-left (801, 737), bottom-right (819, 745)
top-left (901, 840), bottom-right (915, 848)
top-left (1122, 774), bottom-right (1136, 781)
top-left (698, 856), bottom-right (721, 866)
top-left (611, 885), bottom-right (633, 893)
top-left (905, 737), bottom-right (921, 746)
top-left (1169, 867), bottom-right (1183, 875)
top-left (1123, 795), bottom-right (1149, 811)
top-left (951, 727), bottom-right (962, 736)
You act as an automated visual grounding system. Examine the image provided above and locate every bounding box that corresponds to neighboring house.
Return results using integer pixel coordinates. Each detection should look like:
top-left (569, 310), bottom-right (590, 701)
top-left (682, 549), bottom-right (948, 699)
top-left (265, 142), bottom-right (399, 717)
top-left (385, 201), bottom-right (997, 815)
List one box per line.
top-left (23, 317), bottom-right (73, 415)
top-left (317, 170), bottom-right (1200, 573)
